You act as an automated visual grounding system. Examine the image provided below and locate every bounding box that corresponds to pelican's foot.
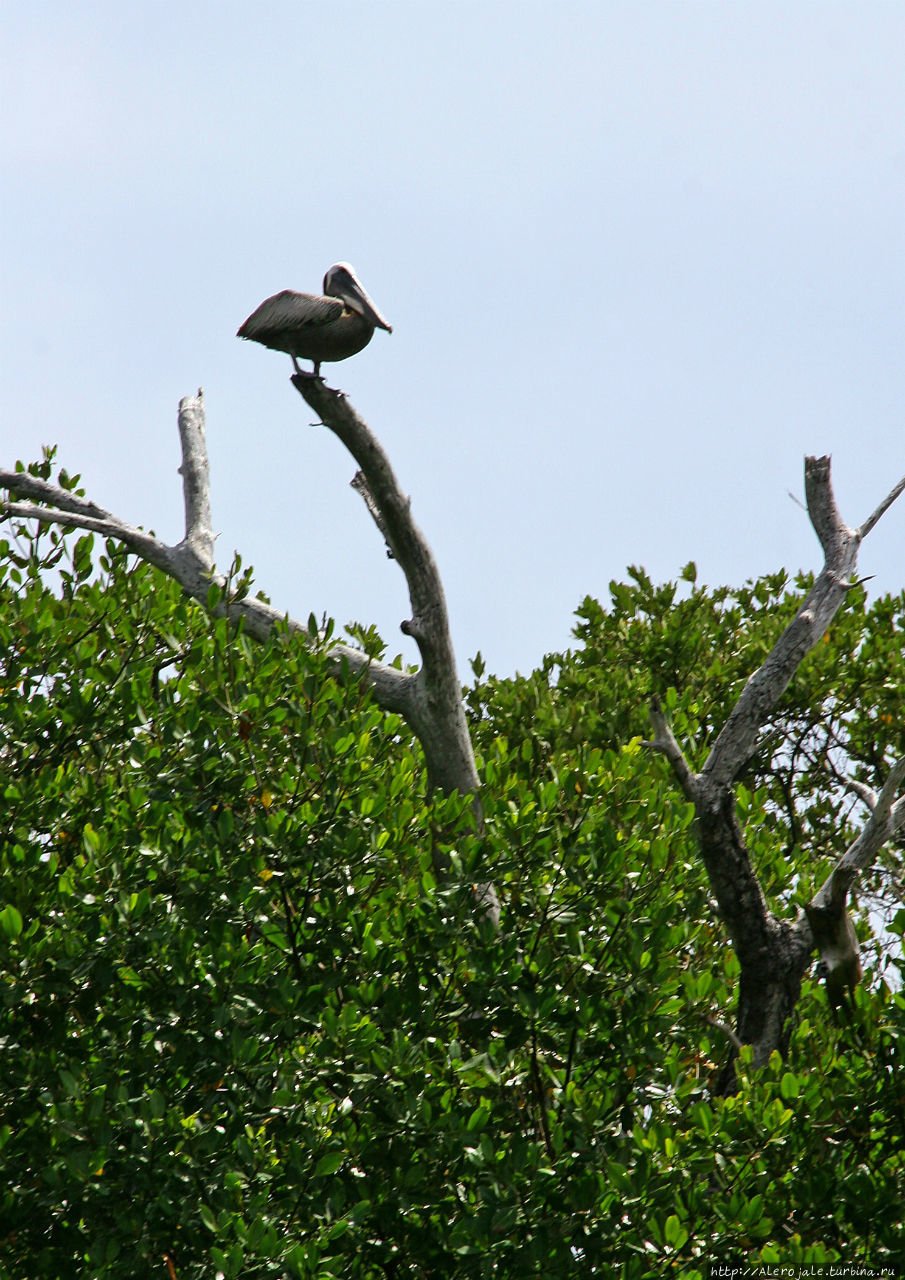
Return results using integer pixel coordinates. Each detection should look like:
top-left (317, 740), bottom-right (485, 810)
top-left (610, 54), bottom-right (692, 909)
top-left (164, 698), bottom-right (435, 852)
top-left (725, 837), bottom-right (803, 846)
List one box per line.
top-left (290, 356), bottom-right (323, 379)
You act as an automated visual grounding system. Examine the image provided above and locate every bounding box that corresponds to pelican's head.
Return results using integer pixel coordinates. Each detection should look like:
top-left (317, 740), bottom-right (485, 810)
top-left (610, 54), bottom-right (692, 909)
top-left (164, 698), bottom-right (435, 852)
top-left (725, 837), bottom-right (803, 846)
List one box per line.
top-left (323, 263), bottom-right (392, 333)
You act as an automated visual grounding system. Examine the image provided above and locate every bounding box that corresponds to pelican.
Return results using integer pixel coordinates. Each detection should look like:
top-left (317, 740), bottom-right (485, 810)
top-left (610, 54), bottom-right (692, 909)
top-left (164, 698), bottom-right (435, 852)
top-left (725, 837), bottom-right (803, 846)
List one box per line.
top-left (237, 263), bottom-right (392, 377)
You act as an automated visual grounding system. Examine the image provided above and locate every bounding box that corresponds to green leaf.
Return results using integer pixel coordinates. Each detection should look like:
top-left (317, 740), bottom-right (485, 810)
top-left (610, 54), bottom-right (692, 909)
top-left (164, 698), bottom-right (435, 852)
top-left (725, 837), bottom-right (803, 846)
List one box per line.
top-left (664, 1214), bottom-right (688, 1247)
top-left (466, 1105), bottom-right (489, 1133)
top-left (780, 1071), bottom-right (800, 1100)
top-left (0, 904), bottom-right (23, 939)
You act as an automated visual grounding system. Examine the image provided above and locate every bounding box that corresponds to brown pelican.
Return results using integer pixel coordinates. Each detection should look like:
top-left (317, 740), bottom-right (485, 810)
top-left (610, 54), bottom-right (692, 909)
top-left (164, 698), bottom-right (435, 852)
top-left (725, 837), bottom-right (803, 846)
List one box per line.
top-left (237, 263), bottom-right (392, 377)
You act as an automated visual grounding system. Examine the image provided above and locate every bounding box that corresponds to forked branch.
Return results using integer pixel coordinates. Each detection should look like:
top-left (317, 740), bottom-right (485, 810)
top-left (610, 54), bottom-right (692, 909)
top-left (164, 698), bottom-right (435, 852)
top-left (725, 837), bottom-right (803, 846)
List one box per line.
top-left (644, 456), bottom-right (905, 1080)
top-left (1, 391), bottom-right (441, 732)
top-left (703, 458), bottom-right (857, 788)
top-left (809, 755), bottom-right (905, 914)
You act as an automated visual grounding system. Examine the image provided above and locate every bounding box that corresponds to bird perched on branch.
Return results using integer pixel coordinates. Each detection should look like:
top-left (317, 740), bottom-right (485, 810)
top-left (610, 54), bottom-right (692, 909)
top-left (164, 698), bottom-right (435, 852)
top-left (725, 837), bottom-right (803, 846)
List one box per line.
top-left (237, 263), bottom-right (392, 377)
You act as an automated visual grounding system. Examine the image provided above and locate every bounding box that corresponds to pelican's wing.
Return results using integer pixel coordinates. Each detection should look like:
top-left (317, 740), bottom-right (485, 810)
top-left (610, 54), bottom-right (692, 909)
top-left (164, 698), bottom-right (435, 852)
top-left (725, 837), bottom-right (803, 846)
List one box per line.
top-left (237, 290), bottom-right (344, 339)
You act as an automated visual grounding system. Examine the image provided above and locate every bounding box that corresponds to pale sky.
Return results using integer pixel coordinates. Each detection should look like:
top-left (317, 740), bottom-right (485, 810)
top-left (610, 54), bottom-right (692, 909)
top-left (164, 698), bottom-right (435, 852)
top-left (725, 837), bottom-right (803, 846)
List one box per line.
top-left (2, 2), bottom-right (903, 678)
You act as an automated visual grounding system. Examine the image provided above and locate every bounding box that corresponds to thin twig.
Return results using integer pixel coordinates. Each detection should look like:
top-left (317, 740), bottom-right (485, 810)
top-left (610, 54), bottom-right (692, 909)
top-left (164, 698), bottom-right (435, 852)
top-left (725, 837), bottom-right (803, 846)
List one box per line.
top-left (859, 471), bottom-right (905, 540)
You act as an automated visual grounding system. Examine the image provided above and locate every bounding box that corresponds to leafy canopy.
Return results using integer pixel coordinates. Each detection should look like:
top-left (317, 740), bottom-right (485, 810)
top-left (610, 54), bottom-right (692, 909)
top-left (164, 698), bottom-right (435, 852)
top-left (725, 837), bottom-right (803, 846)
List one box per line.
top-left (2, 519), bottom-right (904, 1277)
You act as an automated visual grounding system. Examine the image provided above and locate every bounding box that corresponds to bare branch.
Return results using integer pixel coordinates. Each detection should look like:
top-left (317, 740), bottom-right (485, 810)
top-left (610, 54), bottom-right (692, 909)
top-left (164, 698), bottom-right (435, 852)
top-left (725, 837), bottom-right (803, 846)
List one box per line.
top-left (703, 1014), bottom-right (743, 1052)
top-left (832, 755), bottom-right (905, 880)
top-left (0, 398), bottom-right (418, 723)
top-left (791, 755), bottom-right (905, 1008)
top-left (859, 470), bottom-right (905, 540)
top-left (0, 469), bottom-right (112, 522)
top-left (844, 778), bottom-right (878, 812)
top-left (2, 496), bottom-right (181, 574)
top-left (804, 454), bottom-right (853, 559)
top-left (703, 457), bottom-right (861, 789)
top-left (642, 699), bottom-right (699, 800)
top-left (292, 378), bottom-right (438, 640)
top-left (176, 391), bottom-right (214, 563)
top-left (292, 374), bottom-right (478, 799)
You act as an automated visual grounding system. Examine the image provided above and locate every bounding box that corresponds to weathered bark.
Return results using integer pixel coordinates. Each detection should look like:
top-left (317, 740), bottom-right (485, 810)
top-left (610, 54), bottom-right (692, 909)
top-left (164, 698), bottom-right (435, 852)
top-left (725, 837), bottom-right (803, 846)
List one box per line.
top-left (646, 456), bottom-right (905, 1091)
top-left (290, 375), bottom-right (477, 802)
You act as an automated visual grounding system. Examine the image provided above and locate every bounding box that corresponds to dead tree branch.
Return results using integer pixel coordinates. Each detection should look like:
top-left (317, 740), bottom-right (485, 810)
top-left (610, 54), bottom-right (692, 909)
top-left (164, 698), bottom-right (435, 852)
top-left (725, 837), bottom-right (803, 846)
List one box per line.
top-left (703, 457), bottom-right (863, 790)
top-left (290, 374), bottom-right (478, 804)
top-left (801, 753), bottom-right (905, 931)
top-left (1, 389), bottom-right (466, 781)
top-left (645, 456), bottom-right (905, 1086)
top-left (643, 698), bottom-right (698, 801)
top-left (794, 757), bottom-right (905, 1017)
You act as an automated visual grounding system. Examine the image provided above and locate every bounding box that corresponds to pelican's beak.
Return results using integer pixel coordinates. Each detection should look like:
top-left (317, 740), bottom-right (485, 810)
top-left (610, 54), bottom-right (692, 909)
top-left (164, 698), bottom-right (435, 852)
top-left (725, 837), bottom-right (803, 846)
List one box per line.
top-left (325, 263), bottom-right (393, 332)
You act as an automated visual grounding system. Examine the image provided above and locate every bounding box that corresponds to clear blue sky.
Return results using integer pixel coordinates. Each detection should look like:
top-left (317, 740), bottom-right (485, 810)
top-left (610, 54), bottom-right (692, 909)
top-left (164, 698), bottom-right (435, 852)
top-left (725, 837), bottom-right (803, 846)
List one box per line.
top-left (2, 2), bottom-right (903, 678)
